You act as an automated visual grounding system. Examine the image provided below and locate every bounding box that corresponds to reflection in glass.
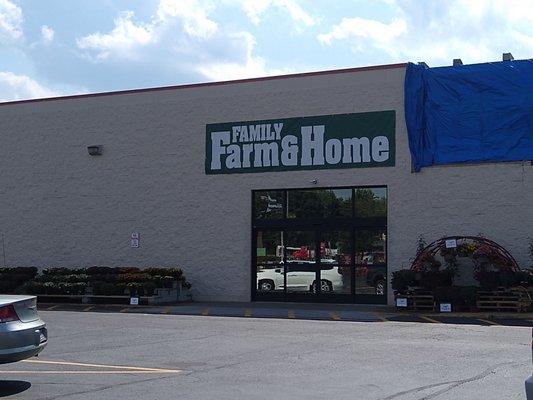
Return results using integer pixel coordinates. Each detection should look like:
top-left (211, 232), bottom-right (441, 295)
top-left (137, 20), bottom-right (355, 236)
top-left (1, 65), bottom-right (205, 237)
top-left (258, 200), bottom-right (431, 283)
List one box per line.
top-left (254, 191), bottom-right (284, 219)
top-left (320, 231), bottom-right (352, 294)
top-left (354, 188), bottom-right (387, 217)
top-left (285, 231), bottom-right (316, 293)
top-left (287, 189), bottom-right (352, 219)
top-left (355, 230), bottom-right (387, 296)
top-left (256, 230), bottom-right (284, 292)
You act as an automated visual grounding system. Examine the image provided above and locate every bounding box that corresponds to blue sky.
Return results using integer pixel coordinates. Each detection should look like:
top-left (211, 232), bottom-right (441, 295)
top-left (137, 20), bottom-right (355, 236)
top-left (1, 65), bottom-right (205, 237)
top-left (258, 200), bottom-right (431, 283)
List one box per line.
top-left (0, 0), bottom-right (532, 101)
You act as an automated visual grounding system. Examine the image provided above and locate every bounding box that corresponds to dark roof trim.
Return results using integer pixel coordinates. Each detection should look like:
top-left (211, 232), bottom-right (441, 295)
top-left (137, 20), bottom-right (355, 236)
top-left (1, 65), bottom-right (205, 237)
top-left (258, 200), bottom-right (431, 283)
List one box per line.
top-left (0, 62), bottom-right (407, 107)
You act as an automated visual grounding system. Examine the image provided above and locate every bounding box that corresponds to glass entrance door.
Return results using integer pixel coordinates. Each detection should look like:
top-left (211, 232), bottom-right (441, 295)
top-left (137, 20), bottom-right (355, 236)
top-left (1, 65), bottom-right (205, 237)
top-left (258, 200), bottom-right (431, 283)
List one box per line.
top-left (355, 229), bottom-right (387, 303)
top-left (252, 186), bottom-right (387, 304)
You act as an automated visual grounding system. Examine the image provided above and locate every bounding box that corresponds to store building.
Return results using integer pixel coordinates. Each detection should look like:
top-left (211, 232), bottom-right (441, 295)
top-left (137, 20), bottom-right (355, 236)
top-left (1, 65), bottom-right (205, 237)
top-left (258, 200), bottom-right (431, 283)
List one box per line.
top-left (0, 60), bottom-right (532, 305)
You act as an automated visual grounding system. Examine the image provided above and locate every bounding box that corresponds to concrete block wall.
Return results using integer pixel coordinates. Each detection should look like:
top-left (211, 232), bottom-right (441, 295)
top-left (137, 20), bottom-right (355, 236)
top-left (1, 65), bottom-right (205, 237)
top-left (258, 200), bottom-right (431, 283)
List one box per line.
top-left (0, 64), bottom-right (532, 304)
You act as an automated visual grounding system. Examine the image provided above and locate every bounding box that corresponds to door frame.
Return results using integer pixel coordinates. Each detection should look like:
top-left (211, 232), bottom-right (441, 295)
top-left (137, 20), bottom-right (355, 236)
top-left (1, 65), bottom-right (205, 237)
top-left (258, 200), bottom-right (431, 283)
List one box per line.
top-left (251, 185), bottom-right (389, 304)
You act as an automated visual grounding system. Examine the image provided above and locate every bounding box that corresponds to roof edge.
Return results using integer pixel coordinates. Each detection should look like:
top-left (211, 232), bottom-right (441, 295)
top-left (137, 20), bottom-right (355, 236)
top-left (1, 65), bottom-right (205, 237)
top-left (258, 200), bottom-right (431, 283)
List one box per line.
top-left (0, 62), bottom-right (407, 107)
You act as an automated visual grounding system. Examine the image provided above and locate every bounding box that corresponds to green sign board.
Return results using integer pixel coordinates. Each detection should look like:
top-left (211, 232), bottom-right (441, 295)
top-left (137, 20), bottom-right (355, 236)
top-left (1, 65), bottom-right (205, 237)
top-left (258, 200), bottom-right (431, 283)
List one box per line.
top-left (205, 110), bottom-right (395, 174)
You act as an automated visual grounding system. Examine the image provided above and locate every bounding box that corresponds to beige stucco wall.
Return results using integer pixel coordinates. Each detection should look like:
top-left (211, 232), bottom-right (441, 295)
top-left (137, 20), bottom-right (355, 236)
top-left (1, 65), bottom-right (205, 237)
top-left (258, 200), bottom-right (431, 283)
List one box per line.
top-left (1, 65), bottom-right (532, 304)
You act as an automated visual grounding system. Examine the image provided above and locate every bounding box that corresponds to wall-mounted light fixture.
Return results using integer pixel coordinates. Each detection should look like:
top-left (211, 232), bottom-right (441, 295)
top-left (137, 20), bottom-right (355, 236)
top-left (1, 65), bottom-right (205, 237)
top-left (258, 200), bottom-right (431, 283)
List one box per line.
top-left (87, 145), bottom-right (103, 156)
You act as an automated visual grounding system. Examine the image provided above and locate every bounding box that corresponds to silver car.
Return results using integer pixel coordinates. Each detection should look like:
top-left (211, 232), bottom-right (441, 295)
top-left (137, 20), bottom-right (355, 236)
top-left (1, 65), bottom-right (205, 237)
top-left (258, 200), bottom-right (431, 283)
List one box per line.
top-left (526, 328), bottom-right (533, 400)
top-left (0, 295), bottom-right (47, 364)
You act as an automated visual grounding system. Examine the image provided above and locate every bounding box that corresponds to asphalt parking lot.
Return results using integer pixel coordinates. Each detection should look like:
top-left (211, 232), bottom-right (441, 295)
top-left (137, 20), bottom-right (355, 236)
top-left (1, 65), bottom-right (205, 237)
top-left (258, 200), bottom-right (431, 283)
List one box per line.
top-left (0, 310), bottom-right (530, 400)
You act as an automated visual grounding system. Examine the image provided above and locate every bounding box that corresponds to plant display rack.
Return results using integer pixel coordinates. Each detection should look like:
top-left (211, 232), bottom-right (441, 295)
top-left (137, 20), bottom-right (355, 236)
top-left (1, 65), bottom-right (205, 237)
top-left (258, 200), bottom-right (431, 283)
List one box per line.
top-left (476, 287), bottom-right (532, 312)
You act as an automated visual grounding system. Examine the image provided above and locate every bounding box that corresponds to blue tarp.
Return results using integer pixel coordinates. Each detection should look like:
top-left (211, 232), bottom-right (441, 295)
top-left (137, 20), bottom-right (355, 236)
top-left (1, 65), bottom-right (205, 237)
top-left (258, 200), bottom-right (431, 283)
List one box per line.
top-left (404, 60), bottom-right (533, 172)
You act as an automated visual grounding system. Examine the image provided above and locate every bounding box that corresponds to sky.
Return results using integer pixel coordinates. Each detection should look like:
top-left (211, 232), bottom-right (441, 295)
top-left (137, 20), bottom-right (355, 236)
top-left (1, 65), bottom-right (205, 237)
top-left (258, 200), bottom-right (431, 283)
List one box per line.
top-left (0, 0), bottom-right (532, 102)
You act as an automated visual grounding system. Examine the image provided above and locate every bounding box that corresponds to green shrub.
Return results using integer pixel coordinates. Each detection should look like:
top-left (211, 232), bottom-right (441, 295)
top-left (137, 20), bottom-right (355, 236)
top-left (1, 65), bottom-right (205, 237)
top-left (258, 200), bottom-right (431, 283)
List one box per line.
top-left (143, 281), bottom-right (158, 296)
top-left (2, 265), bottom-right (191, 296)
top-left (391, 269), bottom-right (417, 293)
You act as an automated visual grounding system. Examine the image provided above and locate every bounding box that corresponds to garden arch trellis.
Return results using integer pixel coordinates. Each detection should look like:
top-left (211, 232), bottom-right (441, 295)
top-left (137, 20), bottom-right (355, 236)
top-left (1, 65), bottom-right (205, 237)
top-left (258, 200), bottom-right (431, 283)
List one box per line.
top-left (411, 235), bottom-right (520, 273)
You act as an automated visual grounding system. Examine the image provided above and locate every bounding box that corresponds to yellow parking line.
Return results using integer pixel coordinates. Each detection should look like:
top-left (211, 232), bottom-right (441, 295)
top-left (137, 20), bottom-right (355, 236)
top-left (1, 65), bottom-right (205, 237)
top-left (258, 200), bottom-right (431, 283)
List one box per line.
top-left (11, 359), bottom-right (181, 375)
top-left (83, 306), bottom-right (94, 312)
top-left (119, 308), bottom-right (129, 313)
top-left (288, 310), bottom-right (296, 319)
top-left (201, 308), bottom-right (210, 316)
top-left (244, 308), bottom-right (252, 317)
top-left (0, 370), bottom-right (179, 374)
top-left (161, 307), bottom-right (172, 314)
top-left (47, 305), bottom-right (58, 310)
top-left (375, 313), bottom-right (388, 322)
top-left (420, 316), bottom-right (441, 323)
top-left (22, 359), bottom-right (175, 372)
top-left (330, 311), bottom-right (340, 321)
top-left (477, 318), bottom-right (500, 326)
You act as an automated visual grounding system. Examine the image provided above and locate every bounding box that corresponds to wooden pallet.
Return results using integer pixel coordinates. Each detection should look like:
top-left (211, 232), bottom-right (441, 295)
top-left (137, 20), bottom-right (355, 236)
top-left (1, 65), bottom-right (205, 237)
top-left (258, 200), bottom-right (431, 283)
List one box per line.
top-left (395, 290), bottom-right (435, 311)
top-left (476, 289), bottom-right (531, 312)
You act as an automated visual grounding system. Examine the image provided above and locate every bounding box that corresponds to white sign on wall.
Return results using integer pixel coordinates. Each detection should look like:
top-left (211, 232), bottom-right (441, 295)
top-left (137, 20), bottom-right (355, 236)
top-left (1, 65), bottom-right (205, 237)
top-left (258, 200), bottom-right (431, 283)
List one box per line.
top-left (396, 298), bottom-right (408, 308)
top-left (131, 232), bottom-right (140, 248)
top-left (445, 239), bottom-right (457, 248)
top-left (440, 303), bottom-right (452, 312)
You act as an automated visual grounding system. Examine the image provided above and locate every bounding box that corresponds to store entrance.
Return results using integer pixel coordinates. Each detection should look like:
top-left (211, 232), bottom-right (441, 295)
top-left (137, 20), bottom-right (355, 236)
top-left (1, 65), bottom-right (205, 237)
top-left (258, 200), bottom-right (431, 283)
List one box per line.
top-left (252, 187), bottom-right (387, 304)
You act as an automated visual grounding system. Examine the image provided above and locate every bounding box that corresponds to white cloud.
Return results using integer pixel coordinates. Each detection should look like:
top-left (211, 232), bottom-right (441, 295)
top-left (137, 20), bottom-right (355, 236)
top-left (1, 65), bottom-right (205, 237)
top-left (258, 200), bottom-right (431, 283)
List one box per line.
top-left (76, 11), bottom-right (156, 61)
top-left (195, 31), bottom-right (288, 80)
top-left (317, 0), bottom-right (533, 66)
top-left (157, 0), bottom-right (217, 39)
top-left (75, 0), bottom-right (283, 82)
top-left (0, 71), bottom-right (58, 101)
top-left (76, 1), bottom-right (219, 61)
top-left (0, 0), bottom-right (23, 43)
top-left (241, 0), bottom-right (315, 26)
top-left (41, 25), bottom-right (54, 45)
top-left (317, 17), bottom-right (407, 46)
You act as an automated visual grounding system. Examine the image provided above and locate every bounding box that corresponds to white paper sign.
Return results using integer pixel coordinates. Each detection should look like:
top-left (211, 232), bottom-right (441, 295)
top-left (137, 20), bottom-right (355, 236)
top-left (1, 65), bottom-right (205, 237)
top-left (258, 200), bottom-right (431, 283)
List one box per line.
top-left (445, 239), bottom-right (457, 248)
top-left (130, 297), bottom-right (139, 305)
top-left (396, 298), bottom-right (408, 307)
top-left (439, 303), bottom-right (452, 312)
top-left (131, 238), bottom-right (139, 248)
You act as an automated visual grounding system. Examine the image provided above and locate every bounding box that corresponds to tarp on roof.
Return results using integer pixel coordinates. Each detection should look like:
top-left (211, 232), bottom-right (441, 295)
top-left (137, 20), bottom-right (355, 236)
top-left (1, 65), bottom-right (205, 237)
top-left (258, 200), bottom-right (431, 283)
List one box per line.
top-left (404, 60), bottom-right (533, 172)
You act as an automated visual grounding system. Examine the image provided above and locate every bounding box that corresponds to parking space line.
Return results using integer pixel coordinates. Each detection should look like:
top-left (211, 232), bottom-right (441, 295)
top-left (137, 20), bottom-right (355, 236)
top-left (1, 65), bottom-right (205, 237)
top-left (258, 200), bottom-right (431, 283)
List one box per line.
top-left (244, 308), bottom-right (252, 317)
top-left (4, 359), bottom-right (182, 375)
top-left (83, 306), bottom-right (94, 312)
top-left (22, 359), bottom-right (174, 371)
top-left (288, 310), bottom-right (296, 319)
top-left (47, 305), bottom-right (58, 310)
top-left (201, 308), bottom-right (210, 316)
top-left (161, 307), bottom-right (172, 314)
top-left (330, 311), bottom-right (340, 321)
top-left (477, 318), bottom-right (501, 326)
top-left (0, 370), bottom-right (179, 374)
top-left (119, 308), bottom-right (129, 313)
top-left (420, 316), bottom-right (441, 323)
top-left (375, 313), bottom-right (389, 322)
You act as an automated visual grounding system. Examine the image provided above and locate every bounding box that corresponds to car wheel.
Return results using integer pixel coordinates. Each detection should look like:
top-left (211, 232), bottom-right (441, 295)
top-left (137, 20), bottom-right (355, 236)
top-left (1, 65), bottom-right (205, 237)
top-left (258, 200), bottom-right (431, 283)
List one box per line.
top-left (321, 280), bottom-right (333, 293)
top-left (375, 280), bottom-right (385, 295)
top-left (259, 280), bottom-right (274, 291)
top-left (312, 280), bottom-right (332, 293)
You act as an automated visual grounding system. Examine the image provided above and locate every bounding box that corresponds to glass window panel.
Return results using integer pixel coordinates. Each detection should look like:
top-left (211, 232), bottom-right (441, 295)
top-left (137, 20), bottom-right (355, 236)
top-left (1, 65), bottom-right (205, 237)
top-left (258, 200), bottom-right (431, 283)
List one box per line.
top-left (256, 230), bottom-right (284, 293)
top-left (285, 231), bottom-right (316, 293)
top-left (320, 231), bottom-right (351, 265)
top-left (254, 191), bottom-right (284, 219)
top-left (287, 189), bottom-right (352, 219)
top-left (320, 230), bottom-right (352, 295)
top-left (354, 187), bottom-right (387, 217)
top-left (355, 230), bottom-right (387, 296)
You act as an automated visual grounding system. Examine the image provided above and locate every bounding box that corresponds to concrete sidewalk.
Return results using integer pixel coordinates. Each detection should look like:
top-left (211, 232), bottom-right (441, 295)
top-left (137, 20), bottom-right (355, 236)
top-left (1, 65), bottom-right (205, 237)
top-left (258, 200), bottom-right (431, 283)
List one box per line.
top-left (38, 301), bottom-right (533, 327)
